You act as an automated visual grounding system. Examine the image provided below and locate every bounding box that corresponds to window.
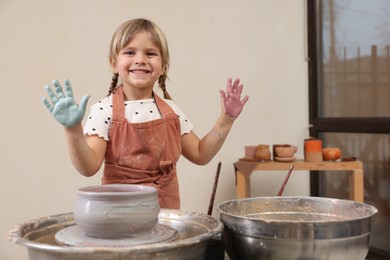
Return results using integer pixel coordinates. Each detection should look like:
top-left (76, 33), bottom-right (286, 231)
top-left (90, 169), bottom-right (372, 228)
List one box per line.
top-left (307, 0), bottom-right (390, 257)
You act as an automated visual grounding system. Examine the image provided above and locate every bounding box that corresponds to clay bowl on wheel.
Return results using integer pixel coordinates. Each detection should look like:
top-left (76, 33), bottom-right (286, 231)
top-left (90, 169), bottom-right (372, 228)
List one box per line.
top-left (74, 184), bottom-right (160, 239)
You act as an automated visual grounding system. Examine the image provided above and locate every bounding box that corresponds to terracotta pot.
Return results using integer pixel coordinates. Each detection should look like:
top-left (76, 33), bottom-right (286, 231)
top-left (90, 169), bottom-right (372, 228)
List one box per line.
top-left (74, 184), bottom-right (160, 239)
top-left (245, 145), bottom-right (258, 158)
top-left (273, 144), bottom-right (297, 158)
top-left (255, 145), bottom-right (271, 161)
top-left (323, 147), bottom-right (341, 161)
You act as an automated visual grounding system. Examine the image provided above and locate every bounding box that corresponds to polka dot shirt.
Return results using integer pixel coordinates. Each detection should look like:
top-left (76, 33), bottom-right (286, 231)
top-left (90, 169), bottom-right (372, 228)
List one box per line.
top-left (83, 96), bottom-right (194, 141)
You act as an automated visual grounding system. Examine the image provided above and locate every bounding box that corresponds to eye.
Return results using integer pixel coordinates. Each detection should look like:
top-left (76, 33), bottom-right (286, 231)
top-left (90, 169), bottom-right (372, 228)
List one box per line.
top-left (146, 52), bottom-right (158, 57)
top-left (123, 50), bottom-right (135, 56)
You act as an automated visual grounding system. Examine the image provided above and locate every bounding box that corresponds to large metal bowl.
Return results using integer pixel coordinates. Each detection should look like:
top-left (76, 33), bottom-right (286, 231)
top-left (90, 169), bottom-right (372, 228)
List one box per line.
top-left (9, 209), bottom-right (223, 260)
top-left (218, 196), bottom-right (378, 260)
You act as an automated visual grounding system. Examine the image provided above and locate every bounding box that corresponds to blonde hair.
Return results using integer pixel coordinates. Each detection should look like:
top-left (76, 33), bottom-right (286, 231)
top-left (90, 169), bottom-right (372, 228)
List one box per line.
top-left (107, 18), bottom-right (171, 99)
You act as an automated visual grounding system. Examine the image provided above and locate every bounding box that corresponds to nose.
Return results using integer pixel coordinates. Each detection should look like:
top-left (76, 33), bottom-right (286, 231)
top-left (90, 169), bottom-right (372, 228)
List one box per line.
top-left (134, 53), bottom-right (146, 65)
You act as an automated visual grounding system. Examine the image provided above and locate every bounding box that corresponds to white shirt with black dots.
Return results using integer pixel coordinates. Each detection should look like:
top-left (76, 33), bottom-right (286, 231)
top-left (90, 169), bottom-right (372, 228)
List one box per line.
top-left (83, 96), bottom-right (194, 141)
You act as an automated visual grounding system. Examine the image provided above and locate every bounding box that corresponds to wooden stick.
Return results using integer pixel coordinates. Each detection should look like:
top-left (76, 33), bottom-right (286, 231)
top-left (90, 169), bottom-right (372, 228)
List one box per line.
top-left (208, 162), bottom-right (222, 215)
top-left (277, 164), bottom-right (295, 196)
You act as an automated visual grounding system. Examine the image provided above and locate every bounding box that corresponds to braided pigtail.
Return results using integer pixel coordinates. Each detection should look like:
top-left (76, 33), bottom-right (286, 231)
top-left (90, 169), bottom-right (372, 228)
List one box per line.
top-left (107, 73), bottom-right (119, 96)
top-left (158, 74), bottom-right (172, 100)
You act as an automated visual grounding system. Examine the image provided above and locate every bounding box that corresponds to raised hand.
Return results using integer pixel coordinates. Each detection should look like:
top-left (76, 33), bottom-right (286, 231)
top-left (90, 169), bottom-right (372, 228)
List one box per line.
top-left (42, 79), bottom-right (90, 128)
top-left (219, 77), bottom-right (249, 118)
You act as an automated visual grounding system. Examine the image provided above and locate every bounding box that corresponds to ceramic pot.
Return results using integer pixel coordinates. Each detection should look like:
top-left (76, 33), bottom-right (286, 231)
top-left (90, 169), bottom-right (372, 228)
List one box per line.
top-left (323, 147), bottom-right (341, 161)
top-left (74, 184), bottom-right (160, 239)
top-left (273, 144), bottom-right (298, 158)
top-left (255, 145), bottom-right (271, 161)
top-left (245, 145), bottom-right (257, 158)
top-left (304, 139), bottom-right (323, 162)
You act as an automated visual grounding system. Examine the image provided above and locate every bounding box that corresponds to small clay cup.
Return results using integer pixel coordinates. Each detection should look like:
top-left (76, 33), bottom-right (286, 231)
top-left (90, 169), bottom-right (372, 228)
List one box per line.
top-left (255, 144), bottom-right (271, 161)
top-left (274, 144), bottom-right (298, 158)
top-left (323, 147), bottom-right (341, 161)
top-left (74, 184), bottom-right (160, 239)
top-left (245, 146), bottom-right (258, 158)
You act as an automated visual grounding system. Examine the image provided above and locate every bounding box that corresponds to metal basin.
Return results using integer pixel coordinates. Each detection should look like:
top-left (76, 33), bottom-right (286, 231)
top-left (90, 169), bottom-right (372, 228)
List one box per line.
top-left (9, 209), bottom-right (223, 260)
top-left (218, 196), bottom-right (378, 260)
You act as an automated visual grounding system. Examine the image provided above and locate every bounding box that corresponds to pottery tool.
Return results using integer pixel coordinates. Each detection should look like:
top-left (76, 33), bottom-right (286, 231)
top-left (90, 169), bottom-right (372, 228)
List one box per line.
top-left (277, 164), bottom-right (294, 196)
top-left (207, 162), bottom-right (222, 215)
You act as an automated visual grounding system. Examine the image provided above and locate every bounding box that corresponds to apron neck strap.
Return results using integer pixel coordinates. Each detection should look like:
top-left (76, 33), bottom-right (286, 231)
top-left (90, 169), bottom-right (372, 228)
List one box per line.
top-left (111, 85), bottom-right (125, 122)
top-left (153, 92), bottom-right (175, 117)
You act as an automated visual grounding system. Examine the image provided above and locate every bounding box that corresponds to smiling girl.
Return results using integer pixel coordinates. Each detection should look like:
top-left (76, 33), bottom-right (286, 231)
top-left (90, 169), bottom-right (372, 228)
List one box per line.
top-left (42, 18), bottom-right (249, 209)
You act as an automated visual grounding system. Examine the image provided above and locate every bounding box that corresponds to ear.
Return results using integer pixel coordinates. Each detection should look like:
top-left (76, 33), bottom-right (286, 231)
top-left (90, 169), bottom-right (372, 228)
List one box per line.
top-left (161, 64), bottom-right (168, 76)
top-left (109, 57), bottom-right (118, 73)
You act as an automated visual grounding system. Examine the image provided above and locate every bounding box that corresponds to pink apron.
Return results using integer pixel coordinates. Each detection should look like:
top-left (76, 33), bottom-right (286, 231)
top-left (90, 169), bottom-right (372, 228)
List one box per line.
top-left (102, 86), bottom-right (182, 209)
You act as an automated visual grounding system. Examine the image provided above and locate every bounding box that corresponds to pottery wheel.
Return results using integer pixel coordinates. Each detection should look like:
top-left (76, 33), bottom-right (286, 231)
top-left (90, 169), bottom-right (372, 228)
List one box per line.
top-left (55, 224), bottom-right (179, 247)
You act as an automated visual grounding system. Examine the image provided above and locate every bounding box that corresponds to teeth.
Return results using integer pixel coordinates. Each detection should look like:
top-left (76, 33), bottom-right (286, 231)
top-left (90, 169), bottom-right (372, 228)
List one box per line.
top-left (131, 70), bottom-right (148, 74)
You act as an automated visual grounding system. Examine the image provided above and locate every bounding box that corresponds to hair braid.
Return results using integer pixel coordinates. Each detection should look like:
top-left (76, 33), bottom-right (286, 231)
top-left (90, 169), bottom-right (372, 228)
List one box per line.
top-left (158, 74), bottom-right (172, 100)
top-left (107, 73), bottom-right (119, 96)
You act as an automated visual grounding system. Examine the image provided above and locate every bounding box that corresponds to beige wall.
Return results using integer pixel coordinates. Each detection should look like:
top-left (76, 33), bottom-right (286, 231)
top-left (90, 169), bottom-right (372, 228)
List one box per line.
top-left (1, 0), bottom-right (309, 259)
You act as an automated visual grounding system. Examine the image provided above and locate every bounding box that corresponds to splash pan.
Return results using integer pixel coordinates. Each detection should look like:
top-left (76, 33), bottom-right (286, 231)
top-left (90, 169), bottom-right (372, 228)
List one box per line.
top-left (9, 209), bottom-right (223, 260)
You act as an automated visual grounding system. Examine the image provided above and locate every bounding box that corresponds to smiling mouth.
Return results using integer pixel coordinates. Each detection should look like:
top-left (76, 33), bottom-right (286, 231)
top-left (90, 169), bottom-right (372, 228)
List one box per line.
top-left (130, 69), bottom-right (150, 74)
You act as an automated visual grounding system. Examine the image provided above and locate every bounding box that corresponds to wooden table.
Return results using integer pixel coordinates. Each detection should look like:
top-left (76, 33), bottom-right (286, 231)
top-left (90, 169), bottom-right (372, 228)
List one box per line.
top-left (234, 159), bottom-right (364, 202)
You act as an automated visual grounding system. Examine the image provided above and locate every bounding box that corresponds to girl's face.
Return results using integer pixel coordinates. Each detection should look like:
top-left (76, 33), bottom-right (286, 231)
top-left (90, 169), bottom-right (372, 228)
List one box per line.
top-left (111, 31), bottom-right (164, 98)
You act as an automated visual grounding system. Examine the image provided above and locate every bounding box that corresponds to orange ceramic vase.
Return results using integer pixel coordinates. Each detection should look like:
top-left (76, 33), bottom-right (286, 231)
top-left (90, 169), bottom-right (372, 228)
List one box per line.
top-left (304, 139), bottom-right (323, 162)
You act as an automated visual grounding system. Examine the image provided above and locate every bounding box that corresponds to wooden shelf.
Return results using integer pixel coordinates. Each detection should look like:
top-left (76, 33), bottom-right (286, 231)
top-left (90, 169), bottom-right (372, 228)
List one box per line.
top-left (234, 159), bottom-right (364, 202)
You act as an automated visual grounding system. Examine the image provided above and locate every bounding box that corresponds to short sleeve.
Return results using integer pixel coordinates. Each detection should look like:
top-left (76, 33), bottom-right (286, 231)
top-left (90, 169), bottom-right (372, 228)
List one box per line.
top-left (83, 98), bottom-right (112, 141)
top-left (163, 99), bottom-right (194, 135)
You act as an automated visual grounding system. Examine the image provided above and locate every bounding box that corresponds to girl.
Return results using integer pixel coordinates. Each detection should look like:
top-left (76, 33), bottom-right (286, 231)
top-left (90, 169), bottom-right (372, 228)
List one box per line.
top-left (42, 18), bottom-right (249, 209)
